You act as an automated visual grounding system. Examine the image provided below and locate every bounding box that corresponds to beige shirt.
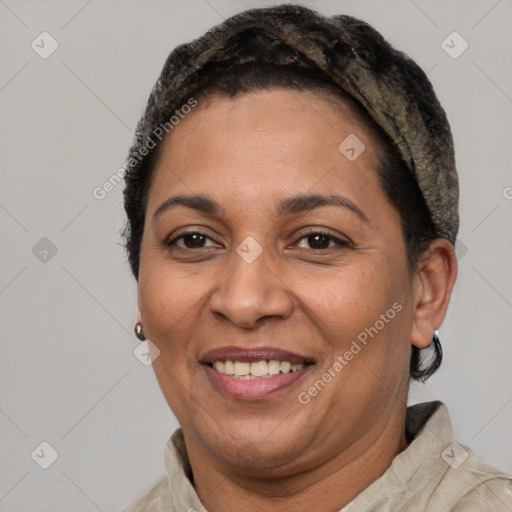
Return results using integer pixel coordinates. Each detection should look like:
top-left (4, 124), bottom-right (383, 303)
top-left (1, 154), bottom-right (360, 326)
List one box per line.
top-left (122, 401), bottom-right (512, 511)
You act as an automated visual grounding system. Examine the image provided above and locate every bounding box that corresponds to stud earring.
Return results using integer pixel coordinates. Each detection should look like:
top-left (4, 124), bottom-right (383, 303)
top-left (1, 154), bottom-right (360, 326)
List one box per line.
top-left (134, 322), bottom-right (146, 341)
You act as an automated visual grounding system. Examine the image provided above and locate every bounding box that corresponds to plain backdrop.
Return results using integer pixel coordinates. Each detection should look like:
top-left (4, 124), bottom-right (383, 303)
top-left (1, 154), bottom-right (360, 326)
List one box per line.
top-left (1, 0), bottom-right (511, 510)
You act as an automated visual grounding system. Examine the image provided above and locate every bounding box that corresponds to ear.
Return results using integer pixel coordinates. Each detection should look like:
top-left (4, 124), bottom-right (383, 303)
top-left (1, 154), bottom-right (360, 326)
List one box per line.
top-left (410, 238), bottom-right (458, 349)
top-left (136, 290), bottom-right (142, 323)
top-left (136, 283), bottom-right (144, 322)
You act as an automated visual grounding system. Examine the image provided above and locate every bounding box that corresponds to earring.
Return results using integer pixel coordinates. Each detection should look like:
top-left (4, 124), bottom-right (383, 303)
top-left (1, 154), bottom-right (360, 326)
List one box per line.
top-left (431, 330), bottom-right (442, 358)
top-left (134, 322), bottom-right (146, 341)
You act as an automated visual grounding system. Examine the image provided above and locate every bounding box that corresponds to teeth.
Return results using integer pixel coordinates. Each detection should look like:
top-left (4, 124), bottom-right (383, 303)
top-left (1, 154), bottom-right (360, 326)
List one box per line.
top-left (234, 361), bottom-right (250, 376)
top-left (250, 361), bottom-right (268, 377)
top-left (268, 360), bottom-right (280, 375)
top-left (211, 359), bottom-right (305, 378)
top-left (279, 361), bottom-right (291, 373)
top-left (224, 360), bottom-right (234, 375)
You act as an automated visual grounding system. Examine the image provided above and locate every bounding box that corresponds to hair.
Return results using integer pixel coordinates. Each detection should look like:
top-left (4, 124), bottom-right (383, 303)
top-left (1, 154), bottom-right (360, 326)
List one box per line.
top-left (123, 10), bottom-right (444, 382)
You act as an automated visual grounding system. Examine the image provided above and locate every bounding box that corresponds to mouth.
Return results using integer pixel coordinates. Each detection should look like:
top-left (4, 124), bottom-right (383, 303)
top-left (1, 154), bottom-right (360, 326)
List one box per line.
top-left (200, 346), bottom-right (315, 400)
top-left (205, 360), bottom-right (309, 379)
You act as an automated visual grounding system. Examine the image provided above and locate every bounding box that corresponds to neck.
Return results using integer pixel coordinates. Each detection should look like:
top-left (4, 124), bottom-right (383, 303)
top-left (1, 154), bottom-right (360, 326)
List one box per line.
top-left (185, 407), bottom-right (409, 512)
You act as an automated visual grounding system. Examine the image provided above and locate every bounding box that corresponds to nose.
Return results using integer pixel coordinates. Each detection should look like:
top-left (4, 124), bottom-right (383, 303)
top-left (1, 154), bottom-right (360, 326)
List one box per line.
top-left (208, 247), bottom-right (294, 329)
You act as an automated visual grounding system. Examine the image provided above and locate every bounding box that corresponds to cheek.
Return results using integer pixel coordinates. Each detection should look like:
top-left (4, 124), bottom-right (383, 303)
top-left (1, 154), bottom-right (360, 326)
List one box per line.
top-left (137, 264), bottom-right (213, 415)
top-left (299, 264), bottom-right (396, 343)
top-left (301, 257), bottom-right (410, 395)
top-left (139, 264), bottom-right (209, 345)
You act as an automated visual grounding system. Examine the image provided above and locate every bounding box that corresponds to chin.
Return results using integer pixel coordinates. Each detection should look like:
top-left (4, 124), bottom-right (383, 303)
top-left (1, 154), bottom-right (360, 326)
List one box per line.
top-left (193, 417), bottom-right (314, 472)
top-left (214, 439), bottom-right (304, 472)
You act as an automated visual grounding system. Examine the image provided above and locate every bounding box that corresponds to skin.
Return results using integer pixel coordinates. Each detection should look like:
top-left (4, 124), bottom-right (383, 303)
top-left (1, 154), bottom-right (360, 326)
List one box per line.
top-left (137, 89), bottom-right (458, 511)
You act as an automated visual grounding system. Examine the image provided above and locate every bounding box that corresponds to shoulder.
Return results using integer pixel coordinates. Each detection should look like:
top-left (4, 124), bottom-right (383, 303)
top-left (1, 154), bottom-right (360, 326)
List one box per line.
top-left (120, 475), bottom-right (174, 512)
top-left (433, 442), bottom-right (512, 511)
top-left (452, 477), bottom-right (512, 511)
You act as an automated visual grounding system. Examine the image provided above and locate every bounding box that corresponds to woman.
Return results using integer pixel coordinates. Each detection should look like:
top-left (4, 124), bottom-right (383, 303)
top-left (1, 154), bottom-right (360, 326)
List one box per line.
top-left (121, 4), bottom-right (512, 511)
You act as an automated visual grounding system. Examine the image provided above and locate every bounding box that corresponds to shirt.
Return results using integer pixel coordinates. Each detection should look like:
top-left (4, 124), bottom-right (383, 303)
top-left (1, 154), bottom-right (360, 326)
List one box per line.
top-left (121, 401), bottom-right (512, 511)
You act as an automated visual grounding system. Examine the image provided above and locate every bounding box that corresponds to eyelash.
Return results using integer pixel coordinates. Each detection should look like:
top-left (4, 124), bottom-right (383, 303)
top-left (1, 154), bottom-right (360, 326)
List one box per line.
top-left (166, 229), bottom-right (350, 252)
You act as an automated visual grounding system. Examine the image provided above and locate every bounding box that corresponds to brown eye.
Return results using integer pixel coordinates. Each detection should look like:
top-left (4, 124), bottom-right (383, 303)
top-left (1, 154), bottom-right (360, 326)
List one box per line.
top-left (166, 231), bottom-right (217, 250)
top-left (295, 231), bottom-right (350, 250)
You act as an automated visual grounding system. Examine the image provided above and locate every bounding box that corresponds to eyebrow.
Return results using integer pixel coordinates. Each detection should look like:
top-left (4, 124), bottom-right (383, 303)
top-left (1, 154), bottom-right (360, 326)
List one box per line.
top-left (153, 193), bottom-right (368, 222)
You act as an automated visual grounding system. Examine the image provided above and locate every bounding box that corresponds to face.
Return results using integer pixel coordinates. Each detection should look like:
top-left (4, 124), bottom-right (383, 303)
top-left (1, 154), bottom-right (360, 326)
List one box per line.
top-left (138, 89), bottom-right (418, 475)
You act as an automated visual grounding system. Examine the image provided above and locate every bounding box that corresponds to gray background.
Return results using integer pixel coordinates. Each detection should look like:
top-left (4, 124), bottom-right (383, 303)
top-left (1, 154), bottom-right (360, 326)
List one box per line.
top-left (0, 0), bottom-right (511, 510)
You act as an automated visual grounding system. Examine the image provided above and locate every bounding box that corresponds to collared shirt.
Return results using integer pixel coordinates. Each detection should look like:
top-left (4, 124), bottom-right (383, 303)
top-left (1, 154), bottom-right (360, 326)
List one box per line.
top-left (121, 401), bottom-right (512, 511)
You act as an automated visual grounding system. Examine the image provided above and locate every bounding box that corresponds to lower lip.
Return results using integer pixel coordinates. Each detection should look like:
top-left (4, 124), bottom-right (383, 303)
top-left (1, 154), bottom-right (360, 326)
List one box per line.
top-left (202, 364), bottom-right (311, 400)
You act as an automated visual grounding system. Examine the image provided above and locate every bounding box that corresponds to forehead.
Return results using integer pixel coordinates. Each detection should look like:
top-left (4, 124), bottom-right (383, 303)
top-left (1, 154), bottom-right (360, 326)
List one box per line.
top-left (147, 89), bottom-right (384, 209)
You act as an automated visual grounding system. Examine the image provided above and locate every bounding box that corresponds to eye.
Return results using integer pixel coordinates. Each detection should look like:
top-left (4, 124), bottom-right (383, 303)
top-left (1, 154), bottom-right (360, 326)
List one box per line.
top-left (166, 230), bottom-right (219, 250)
top-left (294, 230), bottom-right (350, 250)
top-left (165, 229), bottom-right (350, 252)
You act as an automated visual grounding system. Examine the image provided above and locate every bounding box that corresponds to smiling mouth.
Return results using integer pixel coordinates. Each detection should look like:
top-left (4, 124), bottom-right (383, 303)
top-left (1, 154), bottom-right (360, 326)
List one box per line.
top-left (206, 360), bottom-right (313, 380)
top-left (200, 347), bottom-right (315, 399)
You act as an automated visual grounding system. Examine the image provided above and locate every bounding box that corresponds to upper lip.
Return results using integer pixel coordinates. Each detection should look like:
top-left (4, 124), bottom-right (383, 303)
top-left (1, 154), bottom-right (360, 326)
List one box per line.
top-left (200, 346), bottom-right (314, 364)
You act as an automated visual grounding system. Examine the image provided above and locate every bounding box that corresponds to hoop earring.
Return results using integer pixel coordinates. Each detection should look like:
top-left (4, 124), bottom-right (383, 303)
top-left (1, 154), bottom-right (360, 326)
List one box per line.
top-left (134, 322), bottom-right (146, 341)
top-left (432, 329), bottom-right (442, 359)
